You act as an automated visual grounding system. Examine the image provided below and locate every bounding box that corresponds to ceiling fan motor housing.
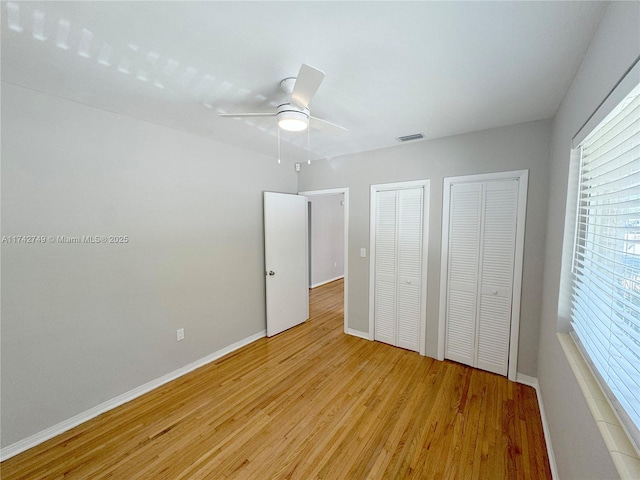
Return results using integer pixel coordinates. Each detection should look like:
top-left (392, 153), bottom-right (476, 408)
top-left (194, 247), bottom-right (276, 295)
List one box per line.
top-left (280, 77), bottom-right (297, 94)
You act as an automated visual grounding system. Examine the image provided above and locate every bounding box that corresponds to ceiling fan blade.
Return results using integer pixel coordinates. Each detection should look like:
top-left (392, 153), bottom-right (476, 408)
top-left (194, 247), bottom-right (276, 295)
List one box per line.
top-left (218, 112), bottom-right (276, 117)
top-left (310, 116), bottom-right (348, 134)
top-left (290, 64), bottom-right (325, 110)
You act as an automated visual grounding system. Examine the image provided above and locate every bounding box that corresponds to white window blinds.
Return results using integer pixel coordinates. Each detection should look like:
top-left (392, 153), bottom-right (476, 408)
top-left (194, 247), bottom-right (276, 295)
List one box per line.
top-left (571, 82), bottom-right (640, 447)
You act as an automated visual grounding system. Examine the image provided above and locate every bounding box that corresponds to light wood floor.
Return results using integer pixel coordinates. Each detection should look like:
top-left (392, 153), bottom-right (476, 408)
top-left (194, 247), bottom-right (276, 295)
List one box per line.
top-left (1, 278), bottom-right (551, 479)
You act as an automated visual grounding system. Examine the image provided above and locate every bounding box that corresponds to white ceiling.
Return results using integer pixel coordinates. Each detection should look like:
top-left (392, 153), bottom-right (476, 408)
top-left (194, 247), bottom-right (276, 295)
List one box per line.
top-left (1, 1), bottom-right (607, 162)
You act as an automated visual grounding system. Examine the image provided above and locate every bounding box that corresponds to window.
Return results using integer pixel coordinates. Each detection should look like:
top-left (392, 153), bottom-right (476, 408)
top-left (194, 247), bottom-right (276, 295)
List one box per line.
top-left (570, 82), bottom-right (640, 449)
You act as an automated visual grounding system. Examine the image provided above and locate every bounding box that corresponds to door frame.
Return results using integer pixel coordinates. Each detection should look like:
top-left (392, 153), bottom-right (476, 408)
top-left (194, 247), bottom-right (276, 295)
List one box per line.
top-left (298, 188), bottom-right (349, 334)
top-left (437, 169), bottom-right (528, 381)
top-left (369, 179), bottom-right (430, 356)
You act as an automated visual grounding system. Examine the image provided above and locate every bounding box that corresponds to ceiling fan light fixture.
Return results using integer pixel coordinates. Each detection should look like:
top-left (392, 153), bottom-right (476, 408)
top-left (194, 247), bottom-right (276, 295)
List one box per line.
top-left (277, 110), bottom-right (309, 131)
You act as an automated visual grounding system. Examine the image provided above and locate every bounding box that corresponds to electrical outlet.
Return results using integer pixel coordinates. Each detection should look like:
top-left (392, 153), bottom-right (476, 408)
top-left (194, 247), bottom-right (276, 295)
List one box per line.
top-left (177, 328), bottom-right (185, 341)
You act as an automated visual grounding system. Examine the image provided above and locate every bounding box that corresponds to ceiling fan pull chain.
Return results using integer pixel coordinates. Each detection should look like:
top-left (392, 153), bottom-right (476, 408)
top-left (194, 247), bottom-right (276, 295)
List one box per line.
top-left (277, 126), bottom-right (281, 164)
top-left (307, 127), bottom-right (311, 165)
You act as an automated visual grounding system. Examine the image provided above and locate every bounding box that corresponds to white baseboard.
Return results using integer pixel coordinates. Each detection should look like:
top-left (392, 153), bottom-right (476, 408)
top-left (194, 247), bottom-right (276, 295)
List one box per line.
top-left (515, 373), bottom-right (538, 388)
top-left (0, 330), bottom-right (266, 462)
top-left (346, 328), bottom-right (370, 340)
top-left (310, 275), bottom-right (344, 289)
top-left (516, 373), bottom-right (559, 480)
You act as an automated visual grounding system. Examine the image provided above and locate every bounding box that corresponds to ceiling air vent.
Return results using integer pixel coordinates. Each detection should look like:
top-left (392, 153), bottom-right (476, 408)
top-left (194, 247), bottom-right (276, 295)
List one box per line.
top-left (396, 133), bottom-right (425, 142)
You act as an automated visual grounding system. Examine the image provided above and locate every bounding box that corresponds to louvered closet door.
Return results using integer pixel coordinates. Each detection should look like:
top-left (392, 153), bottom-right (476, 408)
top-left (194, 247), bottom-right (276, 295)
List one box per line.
top-left (444, 178), bottom-right (520, 376)
top-left (374, 190), bottom-right (398, 346)
top-left (374, 187), bottom-right (423, 352)
top-left (397, 188), bottom-right (423, 351)
top-left (476, 180), bottom-right (519, 376)
top-left (445, 183), bottom-right (483, 366)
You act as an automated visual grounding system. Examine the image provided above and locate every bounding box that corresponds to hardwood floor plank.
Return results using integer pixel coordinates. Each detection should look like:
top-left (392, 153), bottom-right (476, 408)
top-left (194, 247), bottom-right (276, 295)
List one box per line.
top-left (1, 279), bottom-right (551, 479)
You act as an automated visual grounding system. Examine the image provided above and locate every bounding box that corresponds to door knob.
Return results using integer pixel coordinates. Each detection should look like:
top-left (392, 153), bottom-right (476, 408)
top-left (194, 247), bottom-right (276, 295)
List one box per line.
top-left (492, 289), bottom-right (498, 295)
top-left (268, 270), bottom-right (276, 276)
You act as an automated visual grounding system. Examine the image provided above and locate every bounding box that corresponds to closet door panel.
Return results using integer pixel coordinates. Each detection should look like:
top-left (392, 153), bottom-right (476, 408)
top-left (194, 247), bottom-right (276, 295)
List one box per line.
top-left (445, 183), bottom-right (482, 366)
top-left (374, 190), bottom-right (397, 346)
top-left (396, 188), bottom-right (423, 351)
top-left (476, 180), bottom-right (519, 375)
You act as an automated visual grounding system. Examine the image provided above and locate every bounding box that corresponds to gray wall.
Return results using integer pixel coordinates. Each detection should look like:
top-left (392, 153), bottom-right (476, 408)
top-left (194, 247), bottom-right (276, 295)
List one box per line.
top-left (298, 119), bottom-right (551, 376)
top-left (537, 2), bottom-right (640, 479)
top-left (308, 194), bottom-right (344, 287)
top-left (0, 83), bottom-right (298, 448)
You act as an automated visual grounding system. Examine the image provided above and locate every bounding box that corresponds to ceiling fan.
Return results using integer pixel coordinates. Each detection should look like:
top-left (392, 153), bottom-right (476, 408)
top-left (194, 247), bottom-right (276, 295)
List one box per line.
top-left (218, 64), bottom-right (348, 134)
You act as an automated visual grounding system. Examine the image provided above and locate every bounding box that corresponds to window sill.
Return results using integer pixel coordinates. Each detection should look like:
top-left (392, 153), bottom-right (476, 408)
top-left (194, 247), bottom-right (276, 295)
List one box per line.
top-left (557, 333), bottom-right (640, 479)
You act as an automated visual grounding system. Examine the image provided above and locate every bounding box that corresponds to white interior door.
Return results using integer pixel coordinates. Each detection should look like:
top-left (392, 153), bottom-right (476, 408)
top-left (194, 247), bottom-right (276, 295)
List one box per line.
top-left (439, 170), bottom-right (528, 380)
top-left (374, 190), bottom-right (398, 346)
top-left (264, 192), bottom-right (309, 337)
top-left (476, 179), bottom-right (519, 375)
top-left (370, 180), bottom-right (429, 355)
top-left (396, 188), bottom-right (424, 351)
top-left (444, 183), bottom-right (483, 367)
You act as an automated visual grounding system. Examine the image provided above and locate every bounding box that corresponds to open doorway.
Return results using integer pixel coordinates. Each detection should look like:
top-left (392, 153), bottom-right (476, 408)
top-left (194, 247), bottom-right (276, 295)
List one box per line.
top-left (308, 193), bottom-right (345, 288)
top-left (299, 188), bottom-right (349, 333)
